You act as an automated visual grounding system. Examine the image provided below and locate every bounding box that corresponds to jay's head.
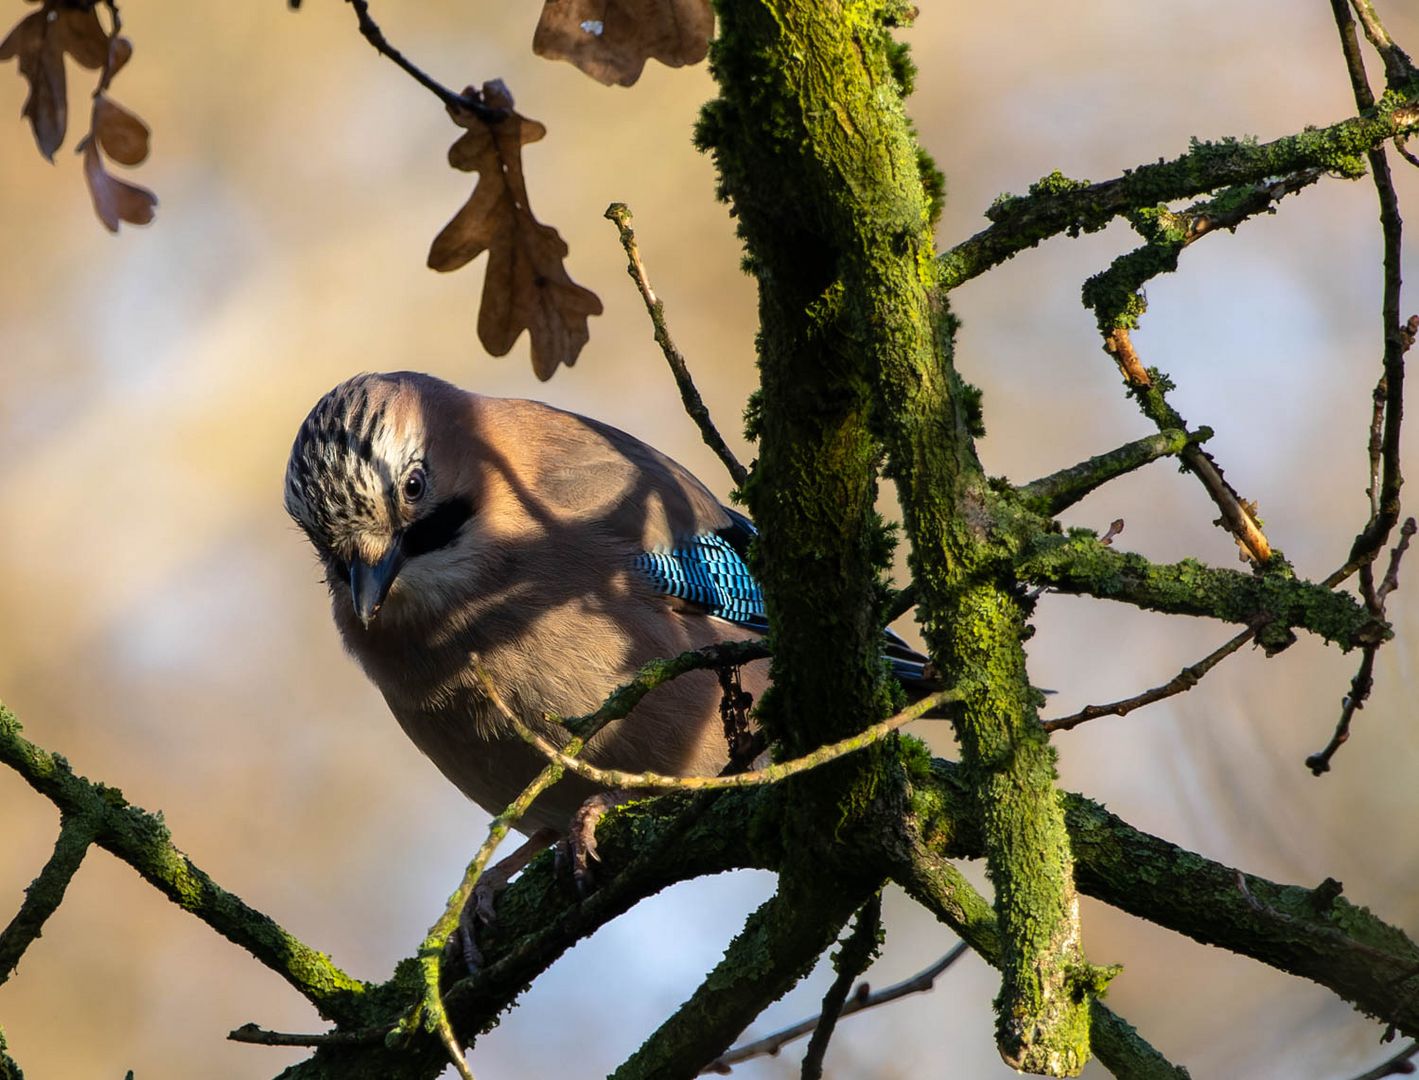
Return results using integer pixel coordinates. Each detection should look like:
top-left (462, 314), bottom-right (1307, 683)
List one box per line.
top-left (284, 372), bottom-right (477, 629)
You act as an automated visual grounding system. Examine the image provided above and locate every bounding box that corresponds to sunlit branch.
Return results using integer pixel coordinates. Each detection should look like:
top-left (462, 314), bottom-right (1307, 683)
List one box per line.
top-left (606, 202), bottom-right (750, 489)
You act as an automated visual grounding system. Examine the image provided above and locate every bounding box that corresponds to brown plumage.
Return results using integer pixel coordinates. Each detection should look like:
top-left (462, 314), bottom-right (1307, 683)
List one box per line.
top-left (285, 371), bottom-right (766, 834)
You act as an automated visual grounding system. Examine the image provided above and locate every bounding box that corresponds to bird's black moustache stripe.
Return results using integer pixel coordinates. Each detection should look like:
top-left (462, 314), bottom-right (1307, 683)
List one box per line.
top-left (403, 497), bottom-right (474, 558)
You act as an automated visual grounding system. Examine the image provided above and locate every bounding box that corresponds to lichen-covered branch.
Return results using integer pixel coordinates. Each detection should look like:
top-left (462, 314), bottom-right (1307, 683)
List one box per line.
top-left (702, 1), bottom-right (1107, 1069)
top-left (0, 705), bottom-right (368, 1023)
top-left (0, 813), bottom-right (95, 985)
top-left (1014, 429), bottom-right (1199, 517)
top-left (609, 876), bottom-right (872, 1080)
top-left (801, 893), bottom-right (882, 1079)
top-left (911, 757), bottom-right (1419, 1036)
top-left (1017, 532), bottom-right (1386, 651)
top-left (703, 942), bottom-right (968, 1074)
top-left (938, 96), bottom-right (1419, 289)
top-left (892, 842), bottom-right (1188, 1080)
top-left (0, 1026), bottom-right (21, 1080)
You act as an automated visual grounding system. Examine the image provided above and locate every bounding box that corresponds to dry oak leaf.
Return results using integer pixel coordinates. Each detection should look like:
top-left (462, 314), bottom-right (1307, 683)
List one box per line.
top-left (428, 80), bottom-right (602, 381)
top-left (532, 0), bottom-right (713, 87)
top-left (78, 95), bottom-right (154, 233)
top-left (0, 0), bottom-right (110, 160)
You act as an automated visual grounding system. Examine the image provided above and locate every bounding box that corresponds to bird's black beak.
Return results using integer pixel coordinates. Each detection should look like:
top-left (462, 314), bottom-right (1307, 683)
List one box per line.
top-left (350, 542), bottom-right (404, 628)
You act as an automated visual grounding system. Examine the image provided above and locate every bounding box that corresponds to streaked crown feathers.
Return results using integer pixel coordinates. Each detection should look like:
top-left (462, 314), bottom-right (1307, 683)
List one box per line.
top-left (284, 373), bottom-right (426, 554)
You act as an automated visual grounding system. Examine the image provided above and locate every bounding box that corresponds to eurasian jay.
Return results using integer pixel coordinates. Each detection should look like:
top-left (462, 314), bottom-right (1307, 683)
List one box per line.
top-left (284, 371), bottom-right (928, 844)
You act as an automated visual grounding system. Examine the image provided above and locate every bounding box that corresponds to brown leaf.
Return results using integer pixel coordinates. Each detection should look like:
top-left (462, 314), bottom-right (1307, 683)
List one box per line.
top-left (80, 135), bottom-right (156, 232)
top-left (93, 93), bottom-right (148, 165)
top-left (107, 34), bottom-right (132, 78)
top-left (532, 0), bottom-right (713, 87)
top-left (428, 81), bottom-right (601, 380)
top-left (53, 7), bottom-right (109, 70)
top-left (0, 9), bottom-right (67, 160)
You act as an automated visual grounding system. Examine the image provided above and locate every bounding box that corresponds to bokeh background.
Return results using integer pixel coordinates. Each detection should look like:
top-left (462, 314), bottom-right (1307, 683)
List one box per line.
top-left (3, 1), bottom-right (1419, 1076)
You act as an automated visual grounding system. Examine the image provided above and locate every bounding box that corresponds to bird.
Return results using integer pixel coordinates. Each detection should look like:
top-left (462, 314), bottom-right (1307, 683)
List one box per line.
top-left (283, 371), bottom-right (931, 862)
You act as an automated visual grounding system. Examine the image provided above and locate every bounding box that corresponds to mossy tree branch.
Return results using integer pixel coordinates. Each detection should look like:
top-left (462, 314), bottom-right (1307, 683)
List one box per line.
top-left (911, 756), bottom-right (1419, 1035)
top-left (1013, 428), bottom-right (1202, 517)
top-left (0, 705), bottom-right (368, 1024)
top-left (699, 0), bottom-right (1097, 1071)
top-left (609, 875), bottom-right (874, 1079)
top-left (0, 813), bottom-right (94, 985)
top-left (893, 842), bottom-right (1189, 1080)
top-left (1017, 531), bottom-right (1387, 652)
top-left (938, 94), bottom-right (1419, 290)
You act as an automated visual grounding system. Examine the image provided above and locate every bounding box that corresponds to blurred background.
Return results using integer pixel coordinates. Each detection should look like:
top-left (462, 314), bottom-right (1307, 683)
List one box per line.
top-left (2, 1), bottom-right (1418, 1076)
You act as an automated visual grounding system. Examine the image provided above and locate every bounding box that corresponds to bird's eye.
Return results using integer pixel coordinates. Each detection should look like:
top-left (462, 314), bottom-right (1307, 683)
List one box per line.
top-left (403, 467), bottom-right (427, 502)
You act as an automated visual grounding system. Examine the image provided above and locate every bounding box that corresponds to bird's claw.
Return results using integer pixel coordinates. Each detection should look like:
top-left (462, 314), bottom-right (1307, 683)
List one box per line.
top-left (567, 791), bottom-right (626, 897)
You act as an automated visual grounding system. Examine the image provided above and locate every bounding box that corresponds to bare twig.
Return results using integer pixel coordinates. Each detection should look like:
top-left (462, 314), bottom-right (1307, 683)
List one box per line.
top-left (701, 943), bottom-right (969, 1075)
top-left (1307, 645), bottom-right (1379, 776)
top-left (1345, 1039), bottom-right (1419, 1080)
top-left (1308, 519), bottom-right (1416, 774)
top-left (227, 1023), bottom-right (387, 1048)
top-left (342, 0), bottom-right (505, 121)
top-left (605, 203), bottom-right (750, 489)
top-left (1105, 328), bottom-right (1274, 563)
top-left (1376, 518), bottom-right (1416, 605)
top-left (0, 814), bottom-right (95, 985)
top-left (1333, 0), bottom-right (1380, 110)
top-left (801, 894), bottom-right (882, 1079)
top-left (1044, 626), bottom-right (1254, 733)
top-left (1349, 0), bottom-right (1419, 89)
top-left (506, 687), bottom-right (961, 793)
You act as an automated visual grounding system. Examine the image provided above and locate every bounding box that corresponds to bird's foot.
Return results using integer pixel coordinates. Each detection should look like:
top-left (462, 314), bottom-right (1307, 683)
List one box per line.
top-left (565, 790), bottom-right (632, 897)
top-left (449, 826), bottom-right (561, 973)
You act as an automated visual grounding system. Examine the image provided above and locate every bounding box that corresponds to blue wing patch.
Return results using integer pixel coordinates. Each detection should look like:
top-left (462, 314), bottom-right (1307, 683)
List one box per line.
top-left (633, 530), bottom-right (769, 630)
top-left (633, 507), bottom-right (938, 692)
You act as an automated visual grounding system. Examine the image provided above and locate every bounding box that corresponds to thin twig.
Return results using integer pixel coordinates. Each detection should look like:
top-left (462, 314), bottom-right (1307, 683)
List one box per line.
top-left (506, 688), bottom-right (961, 793)
top-left (1376, 518), bottom-right (1417, 605)
top-left (883, 585), bottom-right (917, 624)
top-left (1308, 0), bottom-right (1414, 775)
top-left (605, 203), bottom-right (750, 489)
top-left (408, 663), bottom-right (605, 1080)
top-left (0, 815), bottom-right (95, 985)
top-left (1345, 1039), bottom-right (1419, 1080)
top-left (562, 639), bottom-right (769, 739)
top-left (1333, 0), bottom-right (1379, 110)
top-left (1307, 645), bottom-right (1379, 776)
top-left (1044, 626), bottom-right (1255, 733)
top-left (701, 943), bottom-right (969, 1074)
top-left (1105, 328), bottom-right (1274, 563)
top-left (227, 1023), bottom-right (388, 1048)
top-left (801, 894), bottom-right (882, 1079)
top-left (1308, 518), bottom-right (1417, 774)
top-left (1334, 0), bottom-right (1410, 577)
top-left (1044, 541), bottom-right (1389, 736)
top-left (1349, 0), bottom-right (1419, 89)
top-left (343, 0), bottom-right (504, 121)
